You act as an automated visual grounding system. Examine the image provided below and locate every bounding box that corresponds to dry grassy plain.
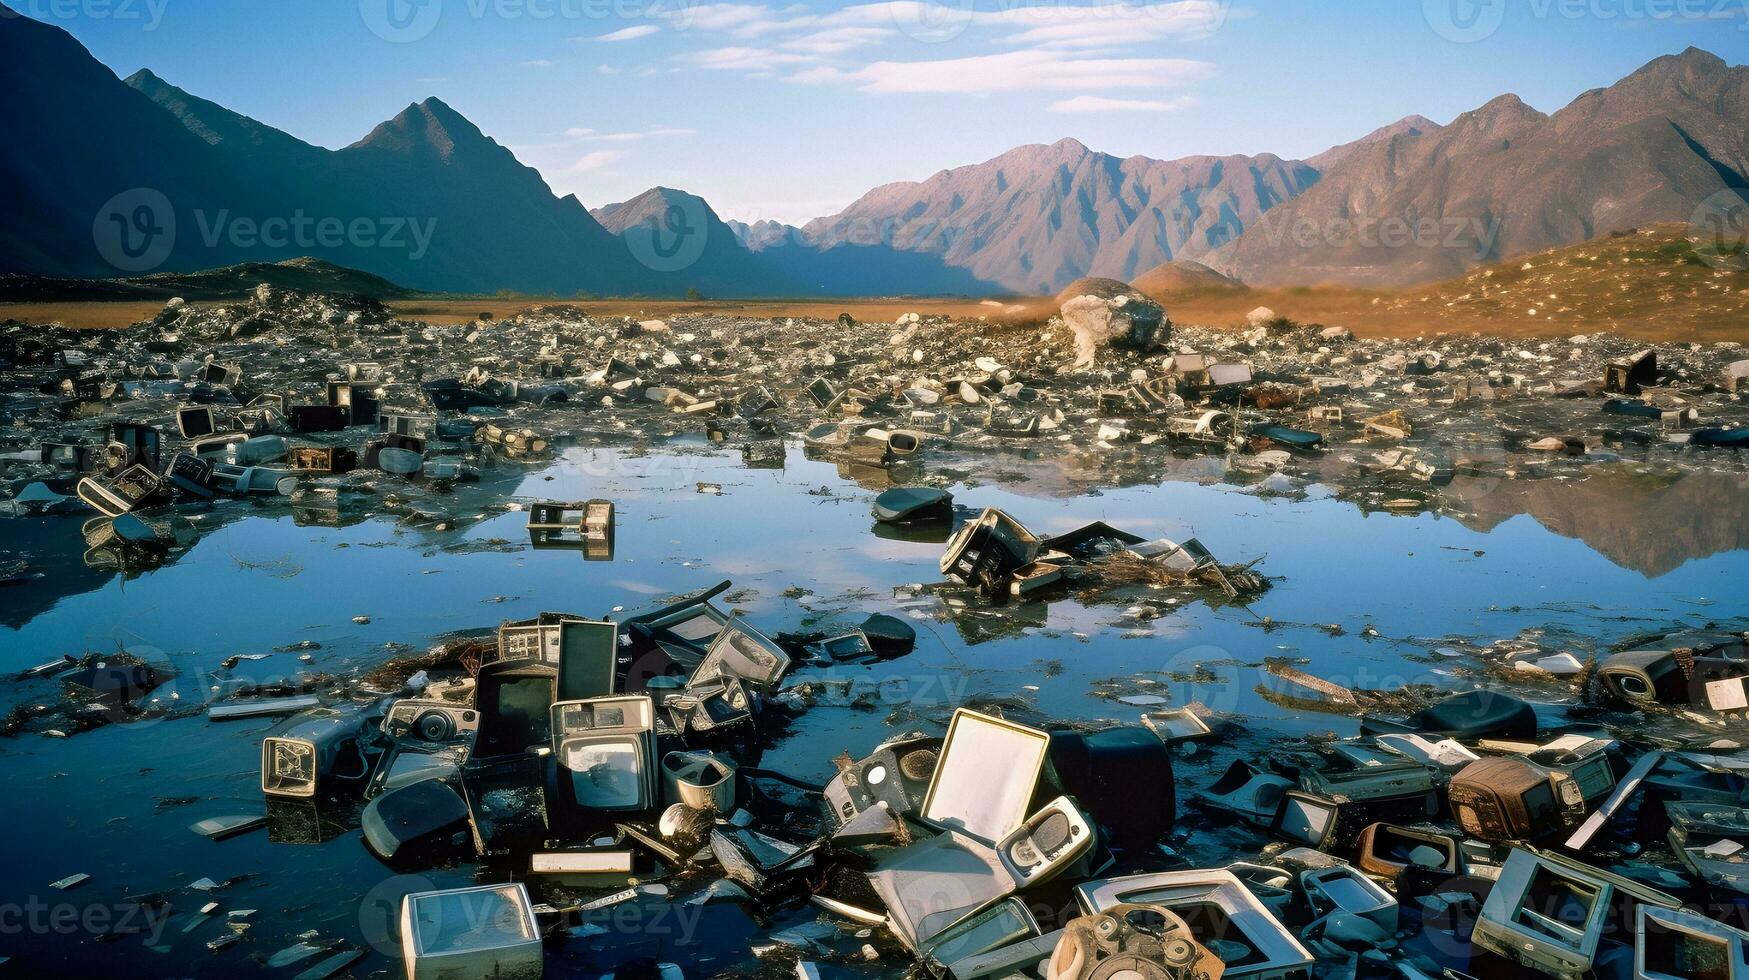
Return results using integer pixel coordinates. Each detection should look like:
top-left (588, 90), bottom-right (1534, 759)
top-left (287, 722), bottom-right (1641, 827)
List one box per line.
top-left (7, 226), bottom-right (1745, 343)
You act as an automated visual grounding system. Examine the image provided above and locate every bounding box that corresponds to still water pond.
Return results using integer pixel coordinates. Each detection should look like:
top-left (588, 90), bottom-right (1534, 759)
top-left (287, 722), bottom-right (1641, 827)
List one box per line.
top-left (2, 442), bottom-right (1746, 976)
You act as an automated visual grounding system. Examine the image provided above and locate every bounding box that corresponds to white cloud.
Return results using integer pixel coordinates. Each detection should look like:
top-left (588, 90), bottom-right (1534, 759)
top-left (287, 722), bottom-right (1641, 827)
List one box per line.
top-left (809, 50), bottom-right (1212, 95)
top-left (690, 46), bottom-right (817, 71)
top-left (778, 26), bottom-right (897, 55)
top-left (660, 0), bottom-right (1232, 46)
top-left (580, 127), bottom-right (699, 143)
top-left (1049, 95), bottom-right (1196, 113)
top-left (987, 0), bottom-right (1232, 48)
top-left (566, 150), bottom-right (626, 173)
top-left (660, 0), bottom-right (1225, 104)
top-left (597, 65), bottom-right (622, 74)
top-left (522, 58), bottom-right (555, 68)
top-left (662, 2), bottom-right (793, 36)
top-left (595, 24), bottom-right (661, 41)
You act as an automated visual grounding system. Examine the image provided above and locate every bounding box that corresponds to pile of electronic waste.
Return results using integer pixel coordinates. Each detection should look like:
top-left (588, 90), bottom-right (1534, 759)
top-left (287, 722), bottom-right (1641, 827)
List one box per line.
top-left (932, 506), bottom-right (1268, 601)
top-left (238, 593), bottom-right (1749, 980)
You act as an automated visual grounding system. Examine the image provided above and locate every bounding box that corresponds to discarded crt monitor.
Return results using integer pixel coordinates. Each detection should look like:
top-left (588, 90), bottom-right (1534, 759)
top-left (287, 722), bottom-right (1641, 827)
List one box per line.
top-left (287, 446), bottom-right (358, 475)
top-left (940, 508), bottom-right (1041, 589)
top-left (399, 883), bottom-right (541, 980)
top-left (1044, 725), bottom-right (1176, 851)
top-left (1355, 823), bottom-right (1462, 880)
top-left (1272, 791), bottom-right (1343, 851)
top-left (923, 709), bottom-right (1052, 843)
top-left (668, 674), bottom-right (754, 734)
top-left (556, 619), bottom-right (619, 702)
top-left (163, 451), bottom-right (216, 498)
top-left (361, 778), bottom-right (470, 864)
top-left (1635, 905), bottom-right (1749, 980)
top-left (1302, 865), bottom-right (1398, 935)
top-left (1449, 757), bottom-right (1578, 842)
top-left (551, 695), bottom-right (657, 813)
top-left (260, 705), bottom-right (380, 800)
top-left (694, 618), bottom-right (790, 693)
top-left (460, 751), bottom-right (550, 857)
top-left (1604, 348), bottom-right (1658, 394)
top-left (1075, 870), bottom-right (1315, 980)
top-left (497, 612), bottom-right (583, 664)
top-left (77, 464), bottom-right (169, 517)
top-left (326, 381), bottom-right (379, 427)
top-left (1474, 847), bottom-right (1683, 978)
top-left (177, 405), bottom-right (217, 439)
top-left (922, 896), bottom-right (1043, 980)
top-left (1598, 649), bottom-right (1691, 708)
top-left (109, 421), bottom-right (160, 471)
top-left (471, 659), bottom-right (557, 759)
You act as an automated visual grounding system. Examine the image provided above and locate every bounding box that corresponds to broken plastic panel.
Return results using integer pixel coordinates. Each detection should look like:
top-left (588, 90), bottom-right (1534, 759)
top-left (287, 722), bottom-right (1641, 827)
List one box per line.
top-left (1075, 870), bottom-right (1315, 980)
top-left (661, 750), bottom-right (737, 812)
top-left (921, 709), bottom-right (1051, 843)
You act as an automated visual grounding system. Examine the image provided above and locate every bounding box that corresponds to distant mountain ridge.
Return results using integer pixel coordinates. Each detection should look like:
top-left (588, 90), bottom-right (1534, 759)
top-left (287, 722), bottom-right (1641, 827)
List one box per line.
top-left (0, 12), bottom-right (990, 298)
top-left (0, 256), bottom-right (412, 303)
top-left (802, 138), bottom-right (1319, 294)
top-left (1216, 48), bottom-right (1749, 286)
top-left (2, 8), bottom-right (1744, 296)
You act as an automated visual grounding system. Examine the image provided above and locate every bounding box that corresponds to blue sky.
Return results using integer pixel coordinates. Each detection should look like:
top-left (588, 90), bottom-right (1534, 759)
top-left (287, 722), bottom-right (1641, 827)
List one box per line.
top-left (18, 0), bottom-right (1749, 224)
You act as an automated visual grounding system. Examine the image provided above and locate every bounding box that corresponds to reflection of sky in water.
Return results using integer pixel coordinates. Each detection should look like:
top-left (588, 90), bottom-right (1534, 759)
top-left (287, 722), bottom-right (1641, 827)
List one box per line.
top-left (0, 443), bottom-right (1745, 975)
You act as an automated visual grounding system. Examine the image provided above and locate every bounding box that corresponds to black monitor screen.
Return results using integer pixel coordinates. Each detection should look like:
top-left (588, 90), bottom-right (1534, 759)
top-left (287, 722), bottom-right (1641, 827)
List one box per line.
top-left (491, 677), bottom-right (553, 749)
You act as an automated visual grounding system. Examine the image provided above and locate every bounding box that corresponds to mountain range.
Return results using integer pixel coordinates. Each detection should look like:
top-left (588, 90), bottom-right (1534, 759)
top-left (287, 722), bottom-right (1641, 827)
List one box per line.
top-left (1, 8), bottom-right (1743, 297)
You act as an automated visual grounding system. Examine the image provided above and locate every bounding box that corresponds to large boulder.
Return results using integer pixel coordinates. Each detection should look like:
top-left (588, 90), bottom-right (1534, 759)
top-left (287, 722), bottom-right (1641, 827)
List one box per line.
top-left (1056, 278), bottom-right (1167, 367)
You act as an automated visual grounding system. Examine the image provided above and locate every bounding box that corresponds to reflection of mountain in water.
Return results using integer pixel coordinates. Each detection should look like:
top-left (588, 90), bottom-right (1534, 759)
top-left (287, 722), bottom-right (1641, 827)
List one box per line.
top-left (1444, 465), bottom-right (1749, 577)
top-left (0, 516), bottom-right (112, 630)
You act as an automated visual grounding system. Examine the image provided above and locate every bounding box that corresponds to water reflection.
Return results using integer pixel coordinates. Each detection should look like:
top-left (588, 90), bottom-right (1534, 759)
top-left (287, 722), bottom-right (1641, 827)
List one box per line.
top-left (0, 442), bottom-right (1747, 975)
